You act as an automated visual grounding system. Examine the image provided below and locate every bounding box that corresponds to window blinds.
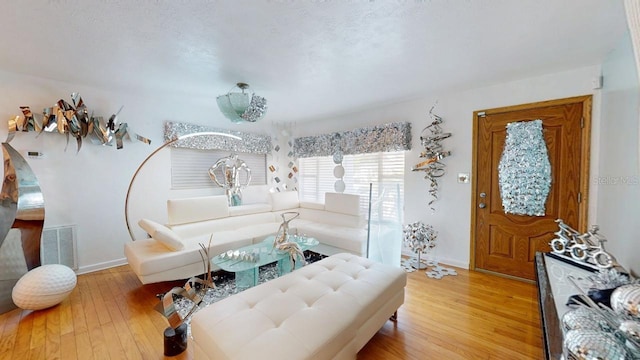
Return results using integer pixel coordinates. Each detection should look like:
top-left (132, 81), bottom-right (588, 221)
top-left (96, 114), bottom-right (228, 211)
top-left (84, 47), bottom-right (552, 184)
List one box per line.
top-left (298, 151), bottom-right (404, 220)
top-left (170, 148), bottom-right (267, 189)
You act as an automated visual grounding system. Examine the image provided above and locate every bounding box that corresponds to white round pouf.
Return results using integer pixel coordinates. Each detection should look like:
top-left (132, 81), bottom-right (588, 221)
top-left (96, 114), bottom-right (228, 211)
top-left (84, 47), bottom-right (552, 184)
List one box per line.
top-left (12, 264), bottom-right (77, 310)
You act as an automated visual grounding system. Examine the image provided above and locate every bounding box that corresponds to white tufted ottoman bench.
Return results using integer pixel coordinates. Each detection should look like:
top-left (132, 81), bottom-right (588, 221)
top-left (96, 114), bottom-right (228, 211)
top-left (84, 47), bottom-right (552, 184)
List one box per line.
top-left (190, 253), bottom-right (406, 360)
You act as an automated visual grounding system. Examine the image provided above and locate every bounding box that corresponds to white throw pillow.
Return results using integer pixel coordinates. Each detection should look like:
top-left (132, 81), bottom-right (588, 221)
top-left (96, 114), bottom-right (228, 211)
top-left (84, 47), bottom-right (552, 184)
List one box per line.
top-left (153, 227), bottom-right (185, 251)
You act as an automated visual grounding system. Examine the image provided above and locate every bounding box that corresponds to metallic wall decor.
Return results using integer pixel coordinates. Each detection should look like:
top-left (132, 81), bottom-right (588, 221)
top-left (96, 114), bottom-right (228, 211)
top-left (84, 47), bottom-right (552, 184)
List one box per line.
top-left (412, 106), bottom-right (451, 211)
top-left (8, 93), bottom-right (150, 152)
top-left (1, 142), bottom-right (45, 314)
top-left (164, 121), bottom-right (272, 154)
top-left (294, 122), bottom-right (411, 158)
top-left (498, 119), bottom-right (551, 216)
top-left (208, 153), bottom-right (252, 206)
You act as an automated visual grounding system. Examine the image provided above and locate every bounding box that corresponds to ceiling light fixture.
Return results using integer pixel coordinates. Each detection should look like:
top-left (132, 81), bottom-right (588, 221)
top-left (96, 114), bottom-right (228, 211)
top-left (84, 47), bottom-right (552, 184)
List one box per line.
top-left (216, 82), bottom-right (267, 123)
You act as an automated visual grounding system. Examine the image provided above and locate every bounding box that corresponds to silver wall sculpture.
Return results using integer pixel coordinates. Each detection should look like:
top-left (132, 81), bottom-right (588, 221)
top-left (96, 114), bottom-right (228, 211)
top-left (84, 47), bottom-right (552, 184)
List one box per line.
top-left (0, 142), bottom-right (45, 314)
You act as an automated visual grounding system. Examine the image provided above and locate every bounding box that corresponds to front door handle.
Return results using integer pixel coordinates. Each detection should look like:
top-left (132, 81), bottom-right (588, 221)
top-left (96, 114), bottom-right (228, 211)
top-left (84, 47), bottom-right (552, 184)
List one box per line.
top-left (479, 203), bottom-right (486, 209)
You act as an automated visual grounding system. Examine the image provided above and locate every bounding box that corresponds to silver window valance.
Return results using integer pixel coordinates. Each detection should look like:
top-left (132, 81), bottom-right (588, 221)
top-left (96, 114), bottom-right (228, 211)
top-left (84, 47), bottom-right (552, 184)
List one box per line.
top-left (294, 122), bottom-right (412, 158)
top-left (163, 121), bottom-right (272, 154)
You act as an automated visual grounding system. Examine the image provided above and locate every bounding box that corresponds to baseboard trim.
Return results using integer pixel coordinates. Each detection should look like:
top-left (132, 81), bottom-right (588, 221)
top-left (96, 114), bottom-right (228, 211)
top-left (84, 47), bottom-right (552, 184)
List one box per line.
top-left (76, 258), bottom-right (128, 275)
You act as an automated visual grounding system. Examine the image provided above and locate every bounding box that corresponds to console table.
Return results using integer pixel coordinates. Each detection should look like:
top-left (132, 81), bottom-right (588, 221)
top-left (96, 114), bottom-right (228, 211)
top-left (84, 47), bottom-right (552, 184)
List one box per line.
top-left (535, 252), bottom-right (596, 360)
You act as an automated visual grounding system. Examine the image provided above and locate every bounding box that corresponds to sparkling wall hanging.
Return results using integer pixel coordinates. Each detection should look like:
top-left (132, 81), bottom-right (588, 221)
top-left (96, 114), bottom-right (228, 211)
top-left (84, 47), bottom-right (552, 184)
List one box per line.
top-left (294, 122), bottom-right (411, 158)
top-left (164, 121), bottom-right (271, 154)
top-left (412, 106), bottom-right (451, 211)
top-left (268, 123), bottom-right (298, 193)
top-left (498, 119), bottom-right (551, 216)
top-left (8, 93), bottom-right (150, 152)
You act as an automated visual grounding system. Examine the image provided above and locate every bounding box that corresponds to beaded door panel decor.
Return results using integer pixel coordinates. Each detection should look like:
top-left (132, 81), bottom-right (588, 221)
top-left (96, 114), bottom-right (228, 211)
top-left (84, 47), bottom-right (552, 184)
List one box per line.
top-left (498, 119), bottom-right (551, 216)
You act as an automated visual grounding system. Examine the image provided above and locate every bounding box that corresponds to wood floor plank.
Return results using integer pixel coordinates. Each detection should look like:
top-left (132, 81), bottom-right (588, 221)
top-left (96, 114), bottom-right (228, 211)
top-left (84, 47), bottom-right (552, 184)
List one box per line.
top-left (0, 262), bottom-right (544, 359)
top-left (60, 332), bottom-right (78, 360)
top-left (0, 307), bottom-right (21, 359)
top-left (44, 305), bottom-right (61, 360)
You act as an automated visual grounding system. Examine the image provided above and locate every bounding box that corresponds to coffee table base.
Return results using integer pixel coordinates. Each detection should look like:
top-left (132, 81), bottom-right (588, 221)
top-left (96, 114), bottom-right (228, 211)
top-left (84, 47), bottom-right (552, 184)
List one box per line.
top-left (234, 255), bottom-right (304, 290)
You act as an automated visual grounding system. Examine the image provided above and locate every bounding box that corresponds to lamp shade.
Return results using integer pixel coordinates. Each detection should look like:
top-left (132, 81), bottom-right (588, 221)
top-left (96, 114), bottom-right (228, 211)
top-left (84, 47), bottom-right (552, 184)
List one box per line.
top-left (216, 83), bottom-right (267, 123)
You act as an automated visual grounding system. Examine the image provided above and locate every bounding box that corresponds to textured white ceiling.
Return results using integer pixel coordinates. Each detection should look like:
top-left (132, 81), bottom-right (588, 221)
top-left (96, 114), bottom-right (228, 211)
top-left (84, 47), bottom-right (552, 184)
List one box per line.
top-left (0, 0), bottom-right (628, 123)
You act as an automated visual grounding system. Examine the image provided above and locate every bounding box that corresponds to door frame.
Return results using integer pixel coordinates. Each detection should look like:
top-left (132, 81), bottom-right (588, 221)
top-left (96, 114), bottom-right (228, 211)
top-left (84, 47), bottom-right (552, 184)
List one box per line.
top-left (469, 95), bottom-right (593, 271)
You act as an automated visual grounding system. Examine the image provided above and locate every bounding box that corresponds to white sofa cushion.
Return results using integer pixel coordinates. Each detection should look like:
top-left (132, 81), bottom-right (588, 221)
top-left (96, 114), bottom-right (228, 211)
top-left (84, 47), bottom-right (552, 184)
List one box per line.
top-left (228, 203), bottom-right (272, 217)
top-left (167, 195), bottom-right (229, 225)
top-left (138, 218), bottom-right (164, 236)
top-left (170, 212), bottom-right (276, 239)
top-left (270, 191), bottom-right (299, 211)
top-left (325, 192), bottom-right (360, 216)
top-left (295, 222), bottom-right (368, 254)
top-left (138, 218), bottom-right (185, 251)
top-left (299, 201), bottom-right (324, 210)
top-left (154, 227), bottom-right (185, 251)
top-left (297, 208), bottom-right (363, 228)
top-left (241, 185), bottom-right (271, 204)
top-left (125, 230), bottom-right (254, 278)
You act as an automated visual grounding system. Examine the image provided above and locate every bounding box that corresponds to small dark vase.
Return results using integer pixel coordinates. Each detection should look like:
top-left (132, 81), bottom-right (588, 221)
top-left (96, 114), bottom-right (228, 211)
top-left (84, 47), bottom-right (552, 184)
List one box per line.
top-left (566, 288), bottom-right (617, 308)
top-left (587, 287), bottom-right (616, 308)
top-left (163, 323), bottom-right (188, 356)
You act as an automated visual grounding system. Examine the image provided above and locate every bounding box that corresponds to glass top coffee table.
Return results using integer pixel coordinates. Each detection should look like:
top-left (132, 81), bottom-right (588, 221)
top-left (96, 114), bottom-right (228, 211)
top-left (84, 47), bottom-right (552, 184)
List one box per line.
top-left (212, 235), bottom-right (318, 290)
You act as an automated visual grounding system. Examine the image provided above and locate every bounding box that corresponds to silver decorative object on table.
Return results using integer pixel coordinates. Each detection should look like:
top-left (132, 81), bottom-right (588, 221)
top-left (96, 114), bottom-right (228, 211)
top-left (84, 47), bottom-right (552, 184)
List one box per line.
top-left (564, 329), bottom-right (631, 359)
top-left (208, 153), bottom-right (252, 206)
top-left (498, 119), bottom-right (551, 216)
top-left (550, 219), bottom-right (617, 269)
top-left (611, 284), bottom-right (640, 319)
top-left (273, 211), bottom-right (299, 247)
top-left (0, 141), bottom-right (45, 314)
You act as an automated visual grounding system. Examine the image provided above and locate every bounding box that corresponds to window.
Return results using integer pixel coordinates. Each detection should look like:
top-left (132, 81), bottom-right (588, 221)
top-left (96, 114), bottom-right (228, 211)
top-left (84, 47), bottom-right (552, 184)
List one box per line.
top-left (298, 151), bottom-right (404, 222)
top-left (170, 148), bottom-right (267, 190)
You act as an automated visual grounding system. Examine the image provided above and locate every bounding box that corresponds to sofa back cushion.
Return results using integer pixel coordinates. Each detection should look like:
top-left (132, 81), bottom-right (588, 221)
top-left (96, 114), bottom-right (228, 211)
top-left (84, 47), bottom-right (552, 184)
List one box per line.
top-left (270, 191), bottom-right (300, 211)
top-left (241, 185), bottom-right (271, 205)
top-left (325, 192), bottom-right (361, 216)
top-left (298, 208), bottom-right (364, 228)
top-left (167, 195), bottom-right (229, 226)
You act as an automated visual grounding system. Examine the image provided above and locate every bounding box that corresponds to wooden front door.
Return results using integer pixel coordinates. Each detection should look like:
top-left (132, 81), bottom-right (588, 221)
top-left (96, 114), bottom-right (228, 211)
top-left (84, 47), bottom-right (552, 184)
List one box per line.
top-left (471, 96), bottom-right (591, 280)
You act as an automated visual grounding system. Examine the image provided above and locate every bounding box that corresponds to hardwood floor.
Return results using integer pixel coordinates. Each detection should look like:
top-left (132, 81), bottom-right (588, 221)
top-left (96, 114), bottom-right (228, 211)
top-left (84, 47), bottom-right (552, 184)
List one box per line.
top-left (0, 263), bottom-right (543, 360)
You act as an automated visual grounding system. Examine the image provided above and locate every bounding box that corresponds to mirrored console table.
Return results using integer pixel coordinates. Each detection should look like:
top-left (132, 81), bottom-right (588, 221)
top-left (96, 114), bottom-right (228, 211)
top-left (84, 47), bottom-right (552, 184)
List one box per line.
top-left (535, 252), bottom-right (597, 360)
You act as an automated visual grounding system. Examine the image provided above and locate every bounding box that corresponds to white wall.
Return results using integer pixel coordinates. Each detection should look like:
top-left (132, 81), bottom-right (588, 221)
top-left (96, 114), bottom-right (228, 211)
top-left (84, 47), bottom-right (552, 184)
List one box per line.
top-left (295, 65), bottom-right (604, 268)
top-left (597, 33), bottom-right (640, 276)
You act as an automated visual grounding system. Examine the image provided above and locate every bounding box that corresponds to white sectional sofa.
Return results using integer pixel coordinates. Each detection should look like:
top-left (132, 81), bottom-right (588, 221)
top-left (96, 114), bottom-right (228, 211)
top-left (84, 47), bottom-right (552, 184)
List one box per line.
top-left (124, 191), bottom-right (368, 284)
